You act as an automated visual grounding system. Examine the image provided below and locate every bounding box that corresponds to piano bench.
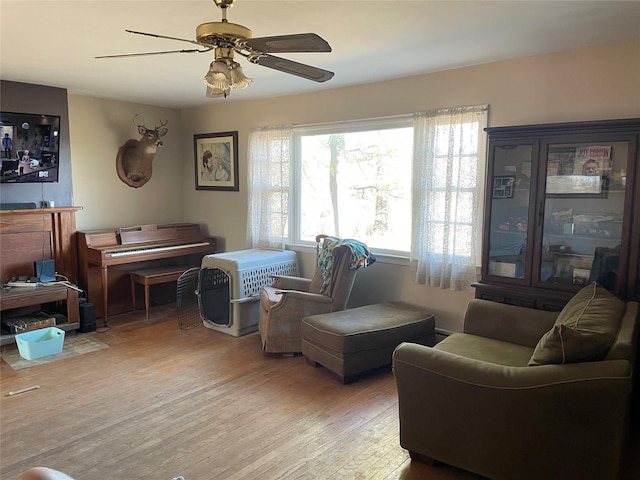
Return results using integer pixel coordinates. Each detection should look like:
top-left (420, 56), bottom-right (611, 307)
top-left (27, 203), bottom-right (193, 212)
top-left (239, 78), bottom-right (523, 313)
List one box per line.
top-left (130, 266), bottom-right (197, 319)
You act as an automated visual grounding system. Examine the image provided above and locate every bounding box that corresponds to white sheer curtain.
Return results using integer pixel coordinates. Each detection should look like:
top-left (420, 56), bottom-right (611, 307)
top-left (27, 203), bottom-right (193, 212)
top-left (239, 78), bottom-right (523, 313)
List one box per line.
top-left (246, 126), bottom-right (292, 249)
top-left (411, 105), bottom-right (488, 291)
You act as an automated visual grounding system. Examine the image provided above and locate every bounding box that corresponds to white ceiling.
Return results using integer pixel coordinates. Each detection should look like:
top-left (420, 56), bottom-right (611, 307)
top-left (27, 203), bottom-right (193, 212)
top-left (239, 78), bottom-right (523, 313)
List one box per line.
top-left (1, 0), bottom-right (639, 109)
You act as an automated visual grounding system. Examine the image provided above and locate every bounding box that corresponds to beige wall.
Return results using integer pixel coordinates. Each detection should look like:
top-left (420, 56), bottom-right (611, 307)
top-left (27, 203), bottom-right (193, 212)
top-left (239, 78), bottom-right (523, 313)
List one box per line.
top-left (68, 96), bottom-right (183, 230)
top-left (69, 39), bottom-right (640, 333)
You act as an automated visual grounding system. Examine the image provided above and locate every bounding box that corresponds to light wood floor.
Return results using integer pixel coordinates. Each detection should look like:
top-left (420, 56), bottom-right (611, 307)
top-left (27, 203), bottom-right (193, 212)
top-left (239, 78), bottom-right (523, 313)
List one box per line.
top-left (1, 304), bottom-right (638, 480)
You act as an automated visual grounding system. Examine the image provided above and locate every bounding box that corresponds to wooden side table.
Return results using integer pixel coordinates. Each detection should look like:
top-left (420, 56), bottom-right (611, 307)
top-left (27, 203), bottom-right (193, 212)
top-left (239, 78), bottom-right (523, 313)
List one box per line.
top-left (0, 284), bottom-right (79, 346)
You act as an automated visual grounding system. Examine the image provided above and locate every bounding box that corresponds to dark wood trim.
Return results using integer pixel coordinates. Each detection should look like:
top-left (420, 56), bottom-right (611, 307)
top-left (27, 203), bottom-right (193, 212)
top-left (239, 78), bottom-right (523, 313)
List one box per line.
top-left (485, 118), bottom-right (640, 138)
top-left (0, 207), bottom-right (82, 284)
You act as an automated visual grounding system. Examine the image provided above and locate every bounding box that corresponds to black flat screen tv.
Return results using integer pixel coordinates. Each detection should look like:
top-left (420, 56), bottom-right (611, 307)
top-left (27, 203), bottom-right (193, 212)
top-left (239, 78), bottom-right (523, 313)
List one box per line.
top-left (0, 111), bottom-right (60, 183)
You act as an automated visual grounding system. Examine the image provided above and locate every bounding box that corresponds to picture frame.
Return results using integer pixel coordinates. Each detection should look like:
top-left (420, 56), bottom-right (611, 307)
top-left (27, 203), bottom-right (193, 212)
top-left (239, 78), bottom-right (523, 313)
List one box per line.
top-left (194, 131), bottom-right (239, 191)
top-left (492, 176), bottom-right (515, 199)
top-left (572, 268), bottom-right (591, 287)
top-left (553, 256), bottom-right (573, 281)
top-left (545, 146), bottom-right (609, 198)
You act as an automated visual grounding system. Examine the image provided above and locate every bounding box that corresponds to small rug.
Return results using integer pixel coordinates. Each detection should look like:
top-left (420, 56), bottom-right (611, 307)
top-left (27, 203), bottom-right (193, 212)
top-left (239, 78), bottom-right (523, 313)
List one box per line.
top-left (1, 333), bottom-right (109, 370)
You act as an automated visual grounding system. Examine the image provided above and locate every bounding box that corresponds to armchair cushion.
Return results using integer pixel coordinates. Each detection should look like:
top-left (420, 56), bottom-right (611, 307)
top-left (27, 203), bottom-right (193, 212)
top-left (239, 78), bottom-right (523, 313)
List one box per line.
top-left (529, 282), bottom-right (625, 365)
top-left (435, 333), bottom-right (533, 367)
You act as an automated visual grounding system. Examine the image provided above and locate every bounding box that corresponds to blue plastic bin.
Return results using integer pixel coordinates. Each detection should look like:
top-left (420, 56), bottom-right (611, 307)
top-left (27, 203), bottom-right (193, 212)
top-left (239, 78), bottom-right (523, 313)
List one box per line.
top-left (15, 327), bottom-right (65, 360)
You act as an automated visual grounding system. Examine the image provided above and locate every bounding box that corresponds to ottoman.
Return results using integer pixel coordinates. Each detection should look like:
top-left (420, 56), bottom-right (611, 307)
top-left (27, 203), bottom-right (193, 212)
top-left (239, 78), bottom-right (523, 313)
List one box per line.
top-left (301, 302), bottom-right (436, 383)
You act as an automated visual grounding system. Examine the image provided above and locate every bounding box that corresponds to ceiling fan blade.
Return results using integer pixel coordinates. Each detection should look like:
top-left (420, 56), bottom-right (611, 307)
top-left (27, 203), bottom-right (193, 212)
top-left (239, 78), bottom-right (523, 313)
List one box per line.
top-left (125, 29), bottom-right (203, 47)
top-left (96, 48), bottom-right (212, 59)
top-left (242, 33), bottom-right (331, 53)
top-left (249, 54), bottom-right (334, 82)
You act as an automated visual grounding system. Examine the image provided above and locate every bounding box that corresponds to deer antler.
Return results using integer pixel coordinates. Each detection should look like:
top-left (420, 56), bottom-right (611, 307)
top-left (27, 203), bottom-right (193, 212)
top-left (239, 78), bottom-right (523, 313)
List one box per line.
top-left (156, 118), bottom-right (168, 129)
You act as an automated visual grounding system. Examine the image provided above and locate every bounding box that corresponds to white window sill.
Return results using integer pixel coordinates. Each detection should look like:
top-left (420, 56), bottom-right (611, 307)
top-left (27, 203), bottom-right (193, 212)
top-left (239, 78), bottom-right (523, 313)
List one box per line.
top-left (285, 243), bottom-right (410, 266)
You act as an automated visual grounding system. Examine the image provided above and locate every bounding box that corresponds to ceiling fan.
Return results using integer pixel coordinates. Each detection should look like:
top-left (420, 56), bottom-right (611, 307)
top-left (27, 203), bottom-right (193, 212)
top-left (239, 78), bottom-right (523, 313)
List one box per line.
top-left (96, 0), bottom-right (334, 98)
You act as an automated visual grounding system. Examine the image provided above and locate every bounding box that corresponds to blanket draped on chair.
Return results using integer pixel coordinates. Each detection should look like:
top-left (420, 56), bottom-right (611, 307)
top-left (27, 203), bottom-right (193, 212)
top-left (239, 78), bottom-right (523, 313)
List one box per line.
top-left (318, 238), bottom-right (376, 294)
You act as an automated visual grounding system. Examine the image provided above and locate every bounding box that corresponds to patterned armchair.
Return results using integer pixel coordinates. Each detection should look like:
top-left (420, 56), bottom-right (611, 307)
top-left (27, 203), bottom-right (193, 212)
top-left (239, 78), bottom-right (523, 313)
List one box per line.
top-left (258, 235), bottom-right (374, 354)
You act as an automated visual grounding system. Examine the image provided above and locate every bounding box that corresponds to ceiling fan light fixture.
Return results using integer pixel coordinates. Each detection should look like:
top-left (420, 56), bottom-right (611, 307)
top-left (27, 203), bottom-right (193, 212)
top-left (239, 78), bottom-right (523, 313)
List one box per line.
top-left (205, 85), bottom-right (231, 98)
top-left (228, 61), bottom-right (252, 89)
top-left (203, 51), bottom-right (252, 97)
top-left (203, 59), bottom-right (232, 90)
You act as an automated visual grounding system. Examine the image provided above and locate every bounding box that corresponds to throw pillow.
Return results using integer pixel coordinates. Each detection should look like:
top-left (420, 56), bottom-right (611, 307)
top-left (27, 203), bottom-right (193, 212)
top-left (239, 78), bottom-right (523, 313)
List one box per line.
top-left (528, 282), bottom-right (625, 366)
top-left (529, 324), bottom-right (615, 365)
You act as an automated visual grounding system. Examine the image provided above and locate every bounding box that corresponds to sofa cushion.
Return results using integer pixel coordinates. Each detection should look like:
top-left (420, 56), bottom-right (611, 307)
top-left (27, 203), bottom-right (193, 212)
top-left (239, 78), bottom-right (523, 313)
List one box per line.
top-left (529, 282), bottom-right (625, 366)
top-left (436, 333), bottom-right (534, 367)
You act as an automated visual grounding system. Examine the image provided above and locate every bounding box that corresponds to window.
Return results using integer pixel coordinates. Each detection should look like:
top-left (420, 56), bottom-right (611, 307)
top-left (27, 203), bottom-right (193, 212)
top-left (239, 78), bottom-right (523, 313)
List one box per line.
top-left (293, 118), bottom-right (413, 255)
top-left (411, 106), bottom-right (488, 290)
top-left (246, 127), bottom-right (291, 250)
top-left (247, 105), bottom-right (488, 290)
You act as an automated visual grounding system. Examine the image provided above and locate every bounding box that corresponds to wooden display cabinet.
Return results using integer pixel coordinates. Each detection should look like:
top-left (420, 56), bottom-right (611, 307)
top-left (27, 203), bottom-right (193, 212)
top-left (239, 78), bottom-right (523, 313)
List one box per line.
top-left (474, 118), bottom-right (640, 309)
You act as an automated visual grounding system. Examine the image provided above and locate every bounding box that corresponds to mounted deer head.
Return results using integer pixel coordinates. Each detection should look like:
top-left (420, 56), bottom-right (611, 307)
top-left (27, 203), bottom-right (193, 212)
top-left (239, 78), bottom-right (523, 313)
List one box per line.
top-left (116, 115), bottom-right (168, 188)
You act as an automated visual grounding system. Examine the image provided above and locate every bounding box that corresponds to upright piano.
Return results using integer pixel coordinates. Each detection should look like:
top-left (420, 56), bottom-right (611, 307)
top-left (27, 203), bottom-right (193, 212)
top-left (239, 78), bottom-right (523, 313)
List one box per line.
top-left (78, 223), bottom-right (216, 322)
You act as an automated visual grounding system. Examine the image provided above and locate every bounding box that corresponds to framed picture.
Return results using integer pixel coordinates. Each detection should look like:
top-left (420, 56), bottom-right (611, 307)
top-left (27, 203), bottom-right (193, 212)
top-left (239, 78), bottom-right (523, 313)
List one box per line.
top-left (573, 145), bottom-right (612, 177)
top-left (492, 176), bottom-right (515, 199)
top-left (194, 131), bottom-right (239, 191)
top-left (572, 268), bottom-right (591, 287)
top-left (552, 255), bottom-right (574, 283)
top-left (546, 146), bottom-right (609, 198)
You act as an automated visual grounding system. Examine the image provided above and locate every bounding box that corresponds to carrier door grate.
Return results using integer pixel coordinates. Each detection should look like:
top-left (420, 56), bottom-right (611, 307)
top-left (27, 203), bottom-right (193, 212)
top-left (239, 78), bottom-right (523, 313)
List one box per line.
top-left (198, 268), bottom-right (231, 326)
top-left (177, 267), bottom-right (201, 330)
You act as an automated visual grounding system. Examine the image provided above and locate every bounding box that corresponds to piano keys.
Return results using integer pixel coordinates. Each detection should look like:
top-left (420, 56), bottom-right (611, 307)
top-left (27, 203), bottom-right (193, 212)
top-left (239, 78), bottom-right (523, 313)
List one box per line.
top-left (107, 242), bottom-right (210, 258)
top-left (78, 223), bottom-right (216, 322)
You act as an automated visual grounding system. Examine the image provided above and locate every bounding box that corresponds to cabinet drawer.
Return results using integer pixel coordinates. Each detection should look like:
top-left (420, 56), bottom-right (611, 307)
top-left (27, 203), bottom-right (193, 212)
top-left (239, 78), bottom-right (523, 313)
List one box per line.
top-left (535, 297), bottom-right (566, 312)
top-left (476, 289), bottom-right (536, 309)
top-left (504, 295), bottom-right (536, 308)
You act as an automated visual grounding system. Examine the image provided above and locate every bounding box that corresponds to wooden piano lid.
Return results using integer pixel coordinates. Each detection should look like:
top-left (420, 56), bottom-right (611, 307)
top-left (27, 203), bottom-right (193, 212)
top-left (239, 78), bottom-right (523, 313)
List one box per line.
top-left (119, 224), bottom-right (178, 245)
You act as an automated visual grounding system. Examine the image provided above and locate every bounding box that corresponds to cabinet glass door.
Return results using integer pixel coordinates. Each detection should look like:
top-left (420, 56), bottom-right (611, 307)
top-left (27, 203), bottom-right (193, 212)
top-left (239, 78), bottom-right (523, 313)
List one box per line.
top-left (537, 140), bottom-right (629, 292)
top-left (486, 144), bottom-right (534, 281)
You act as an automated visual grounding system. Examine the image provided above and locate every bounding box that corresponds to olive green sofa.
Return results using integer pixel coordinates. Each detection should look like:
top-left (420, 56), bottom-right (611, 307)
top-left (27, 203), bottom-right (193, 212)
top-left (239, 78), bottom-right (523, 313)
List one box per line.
top-left (393, 283), bottom-right (638, 480)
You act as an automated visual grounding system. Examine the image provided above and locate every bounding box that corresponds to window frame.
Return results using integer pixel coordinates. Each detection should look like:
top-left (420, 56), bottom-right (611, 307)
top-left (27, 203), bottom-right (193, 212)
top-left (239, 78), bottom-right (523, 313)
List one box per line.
top-left (289, 115), bottom-right (415, 256)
